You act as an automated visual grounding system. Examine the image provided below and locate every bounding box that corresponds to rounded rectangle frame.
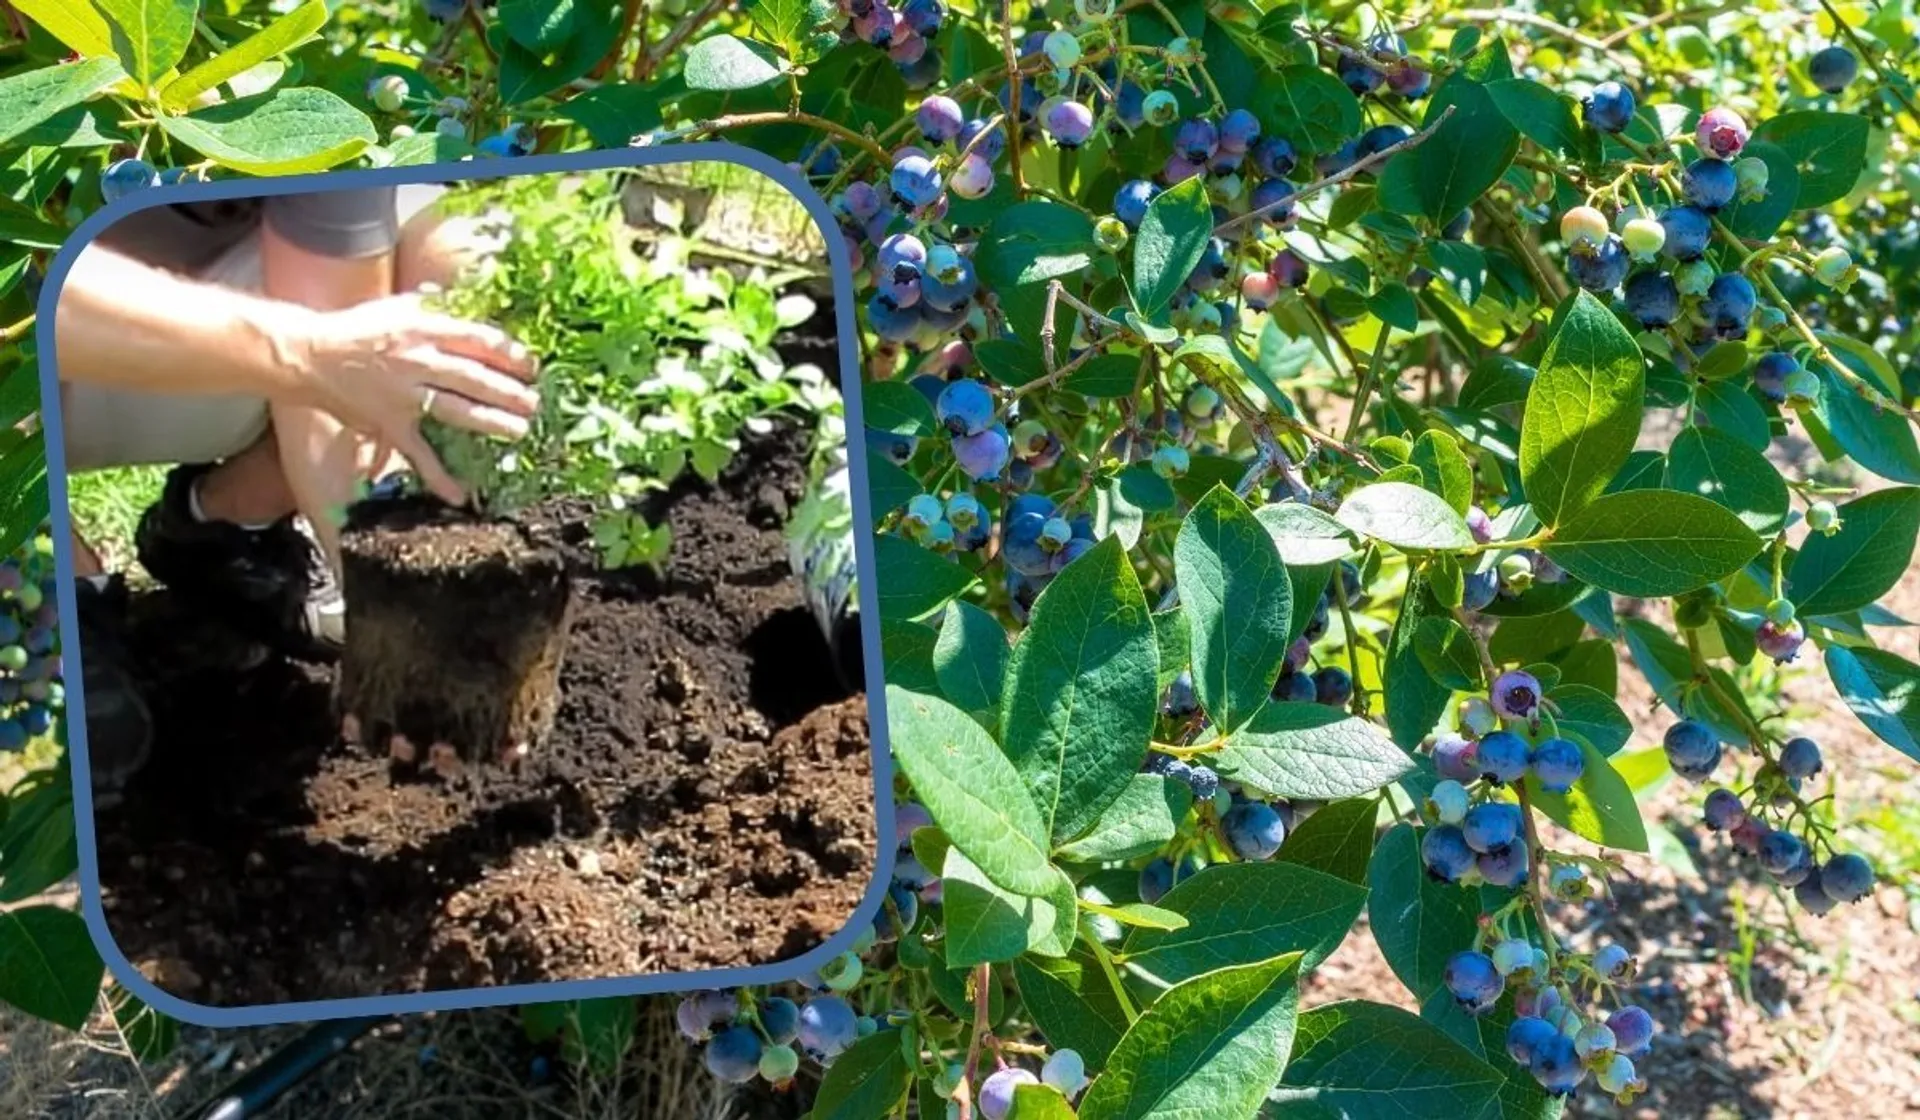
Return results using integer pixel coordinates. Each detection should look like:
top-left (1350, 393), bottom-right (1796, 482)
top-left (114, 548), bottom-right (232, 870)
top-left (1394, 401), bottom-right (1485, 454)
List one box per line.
top-left (35, 141), bottom-right (898, 1028)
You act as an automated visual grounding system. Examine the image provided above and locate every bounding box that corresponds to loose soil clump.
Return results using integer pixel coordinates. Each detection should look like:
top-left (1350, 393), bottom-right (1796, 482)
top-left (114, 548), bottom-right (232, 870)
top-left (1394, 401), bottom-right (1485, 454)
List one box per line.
top-left (90, 424), bottom-right (876, 1007)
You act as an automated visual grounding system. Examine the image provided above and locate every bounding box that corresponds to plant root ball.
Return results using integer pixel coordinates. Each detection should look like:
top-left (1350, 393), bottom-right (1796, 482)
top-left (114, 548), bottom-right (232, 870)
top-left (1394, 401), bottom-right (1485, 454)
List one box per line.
top-left (336, 498), bottom-right (574, 770)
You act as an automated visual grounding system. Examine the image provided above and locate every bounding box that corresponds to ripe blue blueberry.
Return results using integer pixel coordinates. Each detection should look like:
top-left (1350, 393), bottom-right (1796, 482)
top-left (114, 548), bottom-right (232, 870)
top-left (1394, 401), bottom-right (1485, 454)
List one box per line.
top-left (797, 996), bottom-right (859, 1061)
top-left (917, 95), bottom-right (965, 143)
top-left (1507, 1016), bottom-right (1558, 1065)
top-left (902, 0), bottom-right (945, 36)
top-left (1530, 737), bottom-right (1585, 793)
top-left (1251, 135), bottom-right (1298, 179)
top-left (1312, 666), bottom-right (1352, 707)
top-left (1682, 157), bottom-right (1738, 211)
top-left (1475, 730), bottom-right (1530, 784)
top-left (1662, 719), bottom-right (1719, 781)
top-left (1583, 81), bottom-right (1636, 132)
top-left (890, 154), bottom-right (943, 208)
top-left (1490, 670), bottom-right (1542, 724)
top-left (1809, 45), bottom-right (1858, 94)
top-left (1752, 352), bottom-right (1797, 403)
top-left (1273, 670), bottom-right (1317, 703)
top-left (1443, 950), bottom-right (1504, 1015)
top-left (1387, 61), bottom-right (1431, 99)
top-left (1354, 124), bottom-right (1411, 167)
top-left (101, 158), bottom-right (160, 204)
top-left (1659, 205), bottom-right (1713, 261)
top-left (1336, 51), bottom-right (1383, 96)
top-left (979, 1068), bottom-right (1038, 1120)
top-left (1432, 732), bottom-right (1481, 783)
top-left (1269, 246), bottom-right (1311, 288)
top-left (1223, 799), bottom-right (1287, 861)
top-left (1478, 842), bottom-right (1530, 887)
top-left (1216, 108), bottom-right (1261, 153)
top-left (867, 294), bottom-right (920, 342)
top-left (1421, 824), bottom-right (1477, 883)
top-left (1250, 178), bottom-right (1296, 228)
top-left (424, 0), bottom-right (466, 20)
top-left (1594, 943), bottom-right (1635, 982)
top-left (936, 379), bottom-right (995, 436)
top-left (1779, 736), bottom-right (1822, 780)
top-left (1462, 802), bottom-right (1523, 853)
top-left (1568, 235), bottom-right (1631, 292)
top-left (1462, 568), bottom-right (1499, 611)
top-left (1795, 868), bottom-right (1841, 914)
top-left (958, 117), bottom-right (1007, 161)
top-left (756, 997), bottom-right (800, 1045)
top-left (1137, 853), bottom-right (1201, 903)
top-left (1113, 179), bottom-right (1160, 228)
top-left (1185, 765), bottom-right (1220, 801)
top-left (704, 1026), bottom-right (763, 1083)
top-left (1702, 272), bottom-right (1757, 338)
top-left (873, 881), bottom-right (920, 941)
top-left (1607, 1005), bottom-right (1654, 1056)
top-left (1703, 788), bottom-right (1747, 830)
top-left (1758, 829), bottom-right (1812, 885)
top-left (1623, 270), bottom-right (1680, 328)
top-left (953, 425), bottom-right (1011, 481)
top-left (1820, 852), bottom-right (1874, 903)
top-left (1044, 99), bottom-right (1095, 147)
top-left (1530, 1033), bottom-right (1585, 1095)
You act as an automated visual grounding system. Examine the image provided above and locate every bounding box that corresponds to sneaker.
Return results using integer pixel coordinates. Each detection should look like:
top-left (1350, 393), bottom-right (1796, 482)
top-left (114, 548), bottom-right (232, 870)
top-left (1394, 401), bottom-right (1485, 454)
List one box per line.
top-left (133, 465), bottom-right (342, 662)
top-left (75, 575), bottom-right (154, 795)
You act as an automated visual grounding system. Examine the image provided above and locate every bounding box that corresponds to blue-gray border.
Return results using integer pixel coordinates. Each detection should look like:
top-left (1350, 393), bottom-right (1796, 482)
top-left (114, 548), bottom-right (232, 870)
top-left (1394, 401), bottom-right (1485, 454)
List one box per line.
top-left (34, 142), bottom-right (897, 1028)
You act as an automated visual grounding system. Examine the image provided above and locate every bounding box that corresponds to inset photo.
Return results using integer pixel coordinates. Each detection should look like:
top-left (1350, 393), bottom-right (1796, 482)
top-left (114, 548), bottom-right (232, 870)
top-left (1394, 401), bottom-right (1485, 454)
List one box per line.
top-left (48, 158), bottom-right (882, 1011)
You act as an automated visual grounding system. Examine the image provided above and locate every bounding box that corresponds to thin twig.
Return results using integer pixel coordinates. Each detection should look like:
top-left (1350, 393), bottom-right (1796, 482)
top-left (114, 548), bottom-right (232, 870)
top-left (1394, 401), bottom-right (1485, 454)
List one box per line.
top-left (999, 0), bottom-right (1024, 195)
top-left (636, 0), bottom-right (727, 82)
top-left (676, 110), bottom-right (891, 164)
top-left (0, 314), bottom-right (33, 345)
top-left (1214, 104), bottom-right (1457, 235)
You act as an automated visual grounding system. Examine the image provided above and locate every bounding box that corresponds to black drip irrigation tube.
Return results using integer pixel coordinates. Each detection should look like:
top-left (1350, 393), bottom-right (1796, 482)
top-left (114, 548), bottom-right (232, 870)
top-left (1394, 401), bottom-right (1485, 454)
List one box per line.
top-left (186, 1017), bottom-right (390, 1120)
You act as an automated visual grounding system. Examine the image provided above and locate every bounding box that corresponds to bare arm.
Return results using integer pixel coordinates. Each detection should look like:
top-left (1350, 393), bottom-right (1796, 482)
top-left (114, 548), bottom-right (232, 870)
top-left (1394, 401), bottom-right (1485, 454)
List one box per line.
top-left (53, 242), bottom-right (316, 401)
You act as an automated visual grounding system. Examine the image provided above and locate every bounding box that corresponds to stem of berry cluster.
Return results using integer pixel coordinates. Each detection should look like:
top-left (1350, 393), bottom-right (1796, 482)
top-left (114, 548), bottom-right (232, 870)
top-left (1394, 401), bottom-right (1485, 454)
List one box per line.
top-left (634, 0), bottom-right (727, 81)
top-left (676, 110), bottom-right (893, 164)
top-left (999, 0), bottom-right (1025, 196)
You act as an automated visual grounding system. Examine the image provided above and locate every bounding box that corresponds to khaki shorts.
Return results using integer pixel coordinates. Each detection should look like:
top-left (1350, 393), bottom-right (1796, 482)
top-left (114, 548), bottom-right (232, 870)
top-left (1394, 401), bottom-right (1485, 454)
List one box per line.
top-left (61, 185), bottom-right (448, 473)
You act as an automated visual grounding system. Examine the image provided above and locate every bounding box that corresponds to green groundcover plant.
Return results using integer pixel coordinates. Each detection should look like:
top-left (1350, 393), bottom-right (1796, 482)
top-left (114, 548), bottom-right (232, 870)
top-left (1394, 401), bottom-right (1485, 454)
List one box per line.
top-left (1, 1), bottom-right (1919, 1117)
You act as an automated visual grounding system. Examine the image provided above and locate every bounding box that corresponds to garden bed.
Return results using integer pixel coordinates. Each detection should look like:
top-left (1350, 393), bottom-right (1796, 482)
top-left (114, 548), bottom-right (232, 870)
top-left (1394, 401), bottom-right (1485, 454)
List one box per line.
top-left (88, 424), bottom-right (876, 1007)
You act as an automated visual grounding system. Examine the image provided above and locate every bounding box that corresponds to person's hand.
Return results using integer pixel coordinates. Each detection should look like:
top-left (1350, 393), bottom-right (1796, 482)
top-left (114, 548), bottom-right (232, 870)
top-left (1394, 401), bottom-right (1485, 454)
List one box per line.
top-left (282, 292), bottom-right (539, 503)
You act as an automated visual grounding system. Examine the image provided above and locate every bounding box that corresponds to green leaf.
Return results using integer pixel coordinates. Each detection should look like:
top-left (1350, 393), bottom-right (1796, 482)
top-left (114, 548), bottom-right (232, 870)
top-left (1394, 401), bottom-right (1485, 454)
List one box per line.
top-left (1067, 352), bottom-right (1145, 397)
top-left (1077, 954), bottom-right (1302, 1120)
top-left (494, 0), bottom-right (626, 103)
top-left (500, 0), bottom-right (577, 51)
top-left (1122, 863), bottom-right (1365, 982)
top-left (0, 906), bottom-right (103, 1030)
top-left (1788, 488), bottom-right (1920, 617)
top-left (1377, 75), bottom-right (1519, 225)
top-left (1543, 491), bottom-right (1762, 598)
top-left (1176, 486), bottom-right (1293, 732)
top-left (863, 380), bottom-right (937, 437)
top-left (1383, 574), bottom-right (1451, 751)
top-left (1276, 1000), bottom-right (1506, 1117)
top-left (1549, 684), bottom-right (1631, 756)
top-left (1015, 947), bottom-right (1131, 1068)
top-left (553, 82), bottom-right (663, 148)
top-left (811, 1029), bottom-right (913, 1120)
top-left (1008, 1084), bottom-right (1079, 1119)
top-left (1665, 425), bottom-right (1789, 537)
top-left (1002, 536), bottom-right (1159, 843)
top-left (683, 34), bottom-right (786, 91)
top-left (1524, 736), bottom-right (1649, 851)
top-left (1336, 481), bottom-right (1473, 551)
top-left (154, 87), bottom-right (376, 175)
top-left (976, 202), bottom-right (1097, 349)
top-left (0, 435), bottom-right (48, 561)
top-left (11, 0), bottom-right (116, 57)
top-left (874, 534), bottom-right (978, 621)
top-left (1484, 78), bottom-right (1584, 156)
top-left (1751, 110), bottom-right (1869, 208)
top-left (0, 775), bottom-right (76, 903)
top-left (1217, 702), bottom-right (1415, 801)
top-left (865, 450), bottom-right (919, 520)
top-left (1410, 431), bottom-right (1474, 514)
top-left (1256, 502), bottom-right (1360, 566)
top-left (935, 600), bottom-right (1010, 717)
top-left (382, 131), bottom-right (477, 167)
top-left (159, 0), bottom-right (326, 111)
top-left (1721, 140), bottom-right (1800, 241)
top-left (95, 0), bottom-right (196, 84)
top-left (880, 618), bottom-right (941, 695)
top-left (1367, 824), bottom-right (1483, 999)
top-left (107, 984), bottom-right (178, 1062)
top-left (1131, 177), bottom-right (1212, 319)
top-left (886, 685), bottom-right (1059, 897)
top-left (1414, 616), bottom-right (1485, 690)
top-left (943, 846), bottom-right (1076, 967)
top-left (1277, 797), bottom-right (1379, 886)
top-left (1254, 66), bottom-right (1363, 155)
top-left (1368, 283), bottom-right (1419, 331)
top-left (746, 0), bottom-right (823, 60)
top-left (1518, 291), bottom-right (1645, 527)
top-left (0, 59), bottom-right (128, 150)
top-left (1824, 645), bottom-right (1920, 766)
top-left (1056, 774), bottom-right (1192, 863)
top-left (1809, 357), bottom-right (1920, 484)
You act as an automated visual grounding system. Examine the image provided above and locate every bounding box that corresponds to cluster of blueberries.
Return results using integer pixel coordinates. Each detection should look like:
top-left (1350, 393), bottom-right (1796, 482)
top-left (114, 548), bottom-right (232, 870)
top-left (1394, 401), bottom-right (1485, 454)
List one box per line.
top-left (838, 0), bottom-right (952, 89)
top-left (1667, 720), bottom-right (1878, 912)
top-left (0, 536), bottom-right (63, 755)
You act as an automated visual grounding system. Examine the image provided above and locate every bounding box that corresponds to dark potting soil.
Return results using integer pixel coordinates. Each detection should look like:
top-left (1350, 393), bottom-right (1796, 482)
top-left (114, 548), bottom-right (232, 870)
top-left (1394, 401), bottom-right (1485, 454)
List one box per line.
top-left (89, 424), bottom-right (877, 1007)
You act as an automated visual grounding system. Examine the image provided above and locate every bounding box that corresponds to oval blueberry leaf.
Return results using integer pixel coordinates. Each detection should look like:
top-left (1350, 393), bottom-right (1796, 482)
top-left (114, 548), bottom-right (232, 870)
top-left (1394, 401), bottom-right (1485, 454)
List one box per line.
top-left (1664, 425), bottom-right (1789, 537)
top-left (1215, 701), bottom-right (1415, 801)
top-left (1120, 862), bottom-right (1366, 983)
top-left (682, 33), bottom-right (786, 91)
top-left (1176, 485), bottom-right (1294, 733)
top-left (0, 58), bottom-right (128, 150)
top-left (1825, 645), bottom-right (1920, 766)
top-left (1787, 487), bottom-right (1920, 618)
top-left (934, 599), bottom-right (1009, 719)
top-left (154, 87), bottom-right (377, 175)
top-left (1523, 734), bottom-right (1649, 852)
top-left (1336, 481), bottom-right (1474, 551)
top-left (1276, 1000), bottom-right (1506, 1118)
top-left (874, 533), bottom-right (979, 622)
top-left (1131, 176), bottom-right (1212, 320)
top-left (942, 846), bottom-right (1076, 967)
top-left (1518, 291), bottom-right (1645, 528)
top-left (1542, 490), bottom-right (1762, 598)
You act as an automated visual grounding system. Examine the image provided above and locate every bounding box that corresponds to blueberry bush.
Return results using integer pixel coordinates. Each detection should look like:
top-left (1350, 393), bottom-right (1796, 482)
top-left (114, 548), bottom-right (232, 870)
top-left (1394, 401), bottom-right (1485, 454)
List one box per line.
top-left (2, 0), bottom-right (1920, 1116)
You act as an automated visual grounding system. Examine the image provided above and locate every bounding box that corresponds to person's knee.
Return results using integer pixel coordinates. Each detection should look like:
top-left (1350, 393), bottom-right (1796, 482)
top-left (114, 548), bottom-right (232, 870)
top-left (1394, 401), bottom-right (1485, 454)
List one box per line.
top-left (395, 209), bottom-right (510, 293)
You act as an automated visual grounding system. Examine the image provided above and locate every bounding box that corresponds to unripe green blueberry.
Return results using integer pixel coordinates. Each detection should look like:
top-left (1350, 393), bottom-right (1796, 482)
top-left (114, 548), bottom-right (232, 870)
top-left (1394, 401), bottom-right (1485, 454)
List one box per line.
top-left (1812, 245), bottom-right (1853, 286)
top-left (1074, 0), bottom-right (1116, 22)
top-left (933, 1061), bottom-right (966, 1099)
top-left (1457, 696), bottom-right (1497, 737)
top-left (435, 115), bottom-right (467, 139)
top-left (1765, 598), bottom-right (1797, 625)
top-left (850, 922), bottom-right (879, 954)
top-left (1622, 218), bottom-right (1665, 261)
top-left (1142, 90), bottom-right (1180, 127)
top-left (390, 123), bottom-right (416, 140)
top-left (1165, 36), bottom-right (1202, 67)
top-left (1806, 499), bottom-right (1840, 534)
top-left (1734, 156), bottom-right (1769, 201)
top-left (759, 1044), bottom-right (801, 1084)
top-left (1151, 444), bottom-right (1191, 480)
top-left (1549, 863), bottom-right (1591, 901)
top-left (1206, 172), bottom-right (1244, 205)
top-left (0, 646), bottom-right (25, 672)
top-left (1612, 204), bottom-right (1652, 232)
top-left (370, 73), bottom-right (408, 112)
top-left (1498, 551), bottom-right (1534, 592)
top-left (1783, 367), bottom-right (1822, 408)
top-left (1674, 259), bottom-right (1716, 297)
top-left (1094, 215), bottom-right (1130, 253)
top-left (1558, 205), bottom-right (1610, 248)
top-left (15, 583), bottom-right (41, 612)
top-left (1042, 30), bottom-right (1082, 70)
top-left (820, 950), bottom-right (863, 991)
top-left (904, 493), bottom-right (945, 532)
top-left (1184, 384), bottom-right (1222, 419)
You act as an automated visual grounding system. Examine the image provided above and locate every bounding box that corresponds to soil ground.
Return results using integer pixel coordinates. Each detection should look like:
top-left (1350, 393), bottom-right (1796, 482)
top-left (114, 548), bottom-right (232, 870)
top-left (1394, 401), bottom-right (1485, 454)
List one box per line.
top-left (85, 424), bottom-right (877, 1007)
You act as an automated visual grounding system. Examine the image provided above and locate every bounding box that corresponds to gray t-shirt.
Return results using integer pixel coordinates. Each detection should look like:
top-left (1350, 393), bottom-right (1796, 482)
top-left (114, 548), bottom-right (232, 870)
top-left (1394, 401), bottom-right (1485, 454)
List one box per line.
top-left (95, 188), bottom-right (402, 273)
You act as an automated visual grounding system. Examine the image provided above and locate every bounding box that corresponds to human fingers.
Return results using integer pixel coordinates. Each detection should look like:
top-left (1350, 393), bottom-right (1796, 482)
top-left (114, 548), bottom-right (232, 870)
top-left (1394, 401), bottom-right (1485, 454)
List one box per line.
top-left (392, 425), bottom-right (466, 507)
top-left (409, 310), bottom-right (538, 379)
top-left (406, 349), bottom-right (539, 416)
top-left (425, 389), bottom-right (533, 441)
